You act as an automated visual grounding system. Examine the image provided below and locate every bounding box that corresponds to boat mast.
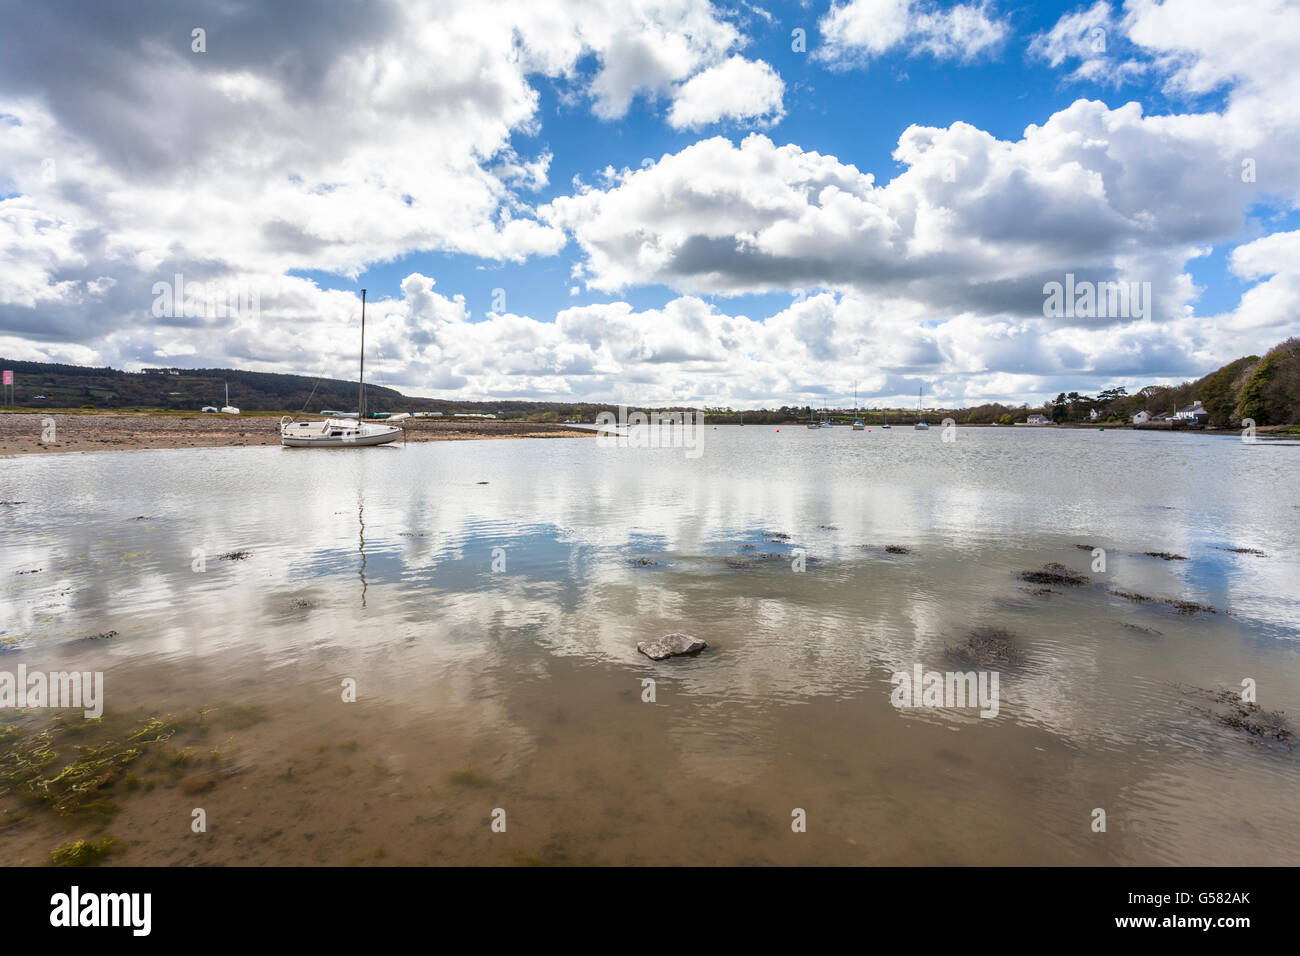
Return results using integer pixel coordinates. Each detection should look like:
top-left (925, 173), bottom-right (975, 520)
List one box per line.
top-left (358, 288), bottom-right (367, 419)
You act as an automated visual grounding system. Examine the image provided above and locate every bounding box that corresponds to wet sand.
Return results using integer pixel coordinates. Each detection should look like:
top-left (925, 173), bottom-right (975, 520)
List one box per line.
top-left (0, 412), bottom-right (592, 455)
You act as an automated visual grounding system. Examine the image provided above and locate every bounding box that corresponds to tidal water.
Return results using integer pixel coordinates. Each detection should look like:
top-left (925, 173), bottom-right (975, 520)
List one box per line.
top-left (2, 425), bottom-right (1297, 864)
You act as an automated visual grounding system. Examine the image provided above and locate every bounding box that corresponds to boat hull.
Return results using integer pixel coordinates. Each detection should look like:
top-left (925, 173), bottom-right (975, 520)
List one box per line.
top-left (281, 430), bottom-right (400, 447)
top-left (280, 420), bottom-right (402, 447)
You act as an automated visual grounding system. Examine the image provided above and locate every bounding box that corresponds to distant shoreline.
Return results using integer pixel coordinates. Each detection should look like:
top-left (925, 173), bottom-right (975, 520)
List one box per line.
top-left (0, 411), bottom-right (594, 456)
top-left (2, 410), bottom-right (1295, 456)
top-left (1002, 420), bottom-right (1297, 435)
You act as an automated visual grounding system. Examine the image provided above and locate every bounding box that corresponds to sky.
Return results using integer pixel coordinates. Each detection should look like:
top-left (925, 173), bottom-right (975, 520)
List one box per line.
top-left (2, 0), bottom-right (1299, 409)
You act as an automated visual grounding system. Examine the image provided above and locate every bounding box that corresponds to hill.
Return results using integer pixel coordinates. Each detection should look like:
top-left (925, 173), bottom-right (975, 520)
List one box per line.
top-left (0, 360), bottom-right (409, 414)
top-left (1032, 337), bottom-right (1300, 426)
top-left (0, 360), bottom-right (601, 420)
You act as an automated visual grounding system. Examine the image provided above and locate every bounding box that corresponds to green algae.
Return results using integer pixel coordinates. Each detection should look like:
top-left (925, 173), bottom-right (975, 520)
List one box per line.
top-left (50, 836), bottom-right (120, 866)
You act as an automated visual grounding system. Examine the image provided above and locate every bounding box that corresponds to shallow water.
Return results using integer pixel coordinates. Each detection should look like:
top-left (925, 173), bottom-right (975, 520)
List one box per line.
top-left (2, 426), bottom-right (1298, 865)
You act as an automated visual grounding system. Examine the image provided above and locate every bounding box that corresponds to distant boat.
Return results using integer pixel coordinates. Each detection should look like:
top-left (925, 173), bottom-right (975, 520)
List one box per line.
top-left (201, 406), bottom-right (218, 414)
top-left (914, 386), bottom-right (930, 431)
top-left (806, 407), bottom-right (821, 429)
top-left (220, 383), bottom-right (239, 415)
top-left (852, 383), bottom-right (865, 429)
top-left (281, 290), bottom-right (407, 448)
top-left (880, 408), bottom-right (890, 430)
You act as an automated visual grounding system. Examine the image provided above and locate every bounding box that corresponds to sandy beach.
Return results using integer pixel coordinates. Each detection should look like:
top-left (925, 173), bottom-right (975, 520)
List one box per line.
top-left (0, 412), bottom-right (593, 455)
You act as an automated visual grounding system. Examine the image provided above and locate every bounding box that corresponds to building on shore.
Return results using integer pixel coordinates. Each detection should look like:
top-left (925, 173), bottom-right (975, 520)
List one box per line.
top-left (1173, 400), bottom-right (1209, 424)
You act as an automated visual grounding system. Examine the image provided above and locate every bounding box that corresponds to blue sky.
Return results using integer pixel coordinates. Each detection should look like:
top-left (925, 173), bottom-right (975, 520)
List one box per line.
top-left (343, 0), bottom-right (1247, 324)
top-left (3, 0), bottom-right (1299, 407)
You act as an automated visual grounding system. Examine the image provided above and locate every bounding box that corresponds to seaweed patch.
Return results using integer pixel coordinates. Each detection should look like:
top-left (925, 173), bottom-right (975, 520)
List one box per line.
top-left (1018, 563), bottom-right (1088, 586)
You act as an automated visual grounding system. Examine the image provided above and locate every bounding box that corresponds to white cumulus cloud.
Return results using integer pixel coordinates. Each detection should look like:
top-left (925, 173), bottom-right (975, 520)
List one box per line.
top-left (667, 56), bottom-right (786, 130)
top-left (818, 0), bottom-right (1008, 66)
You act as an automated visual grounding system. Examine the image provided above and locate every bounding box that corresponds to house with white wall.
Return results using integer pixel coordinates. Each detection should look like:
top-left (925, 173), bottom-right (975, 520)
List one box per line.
top-left (1173, 400), bottom-right (1209, 424)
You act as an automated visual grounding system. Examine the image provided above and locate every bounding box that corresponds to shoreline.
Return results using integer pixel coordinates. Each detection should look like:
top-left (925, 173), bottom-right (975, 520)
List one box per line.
top-left (2, 411), bottom-right (1293, 456)
top-left (0, 412), bottom-right (594, 456)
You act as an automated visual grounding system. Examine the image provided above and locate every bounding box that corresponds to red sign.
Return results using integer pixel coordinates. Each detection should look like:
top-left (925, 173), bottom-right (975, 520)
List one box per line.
top-left (1, 370), bottom-right (11, 386)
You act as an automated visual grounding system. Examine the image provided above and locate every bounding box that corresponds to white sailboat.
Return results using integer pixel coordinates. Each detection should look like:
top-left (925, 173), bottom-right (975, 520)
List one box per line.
top-left (280, 289), bottom-right (408, 448)
top-left (852, 383), bottom-right (865, 430)
top-left (220, 383), bottom-right (239, 415)
top-left (914, 386), bottom-right (930, 431)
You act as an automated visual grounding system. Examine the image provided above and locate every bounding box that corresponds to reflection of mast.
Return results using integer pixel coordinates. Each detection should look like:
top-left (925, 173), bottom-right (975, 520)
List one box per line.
top-left (357, 490), bottom-right (368, 608)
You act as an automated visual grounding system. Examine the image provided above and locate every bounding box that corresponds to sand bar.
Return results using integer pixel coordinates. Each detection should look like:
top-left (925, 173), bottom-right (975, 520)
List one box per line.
top-left (0, 412), bottom-right (593, 455)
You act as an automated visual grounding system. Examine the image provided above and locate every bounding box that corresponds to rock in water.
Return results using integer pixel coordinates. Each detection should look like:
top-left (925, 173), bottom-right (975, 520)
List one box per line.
top-left (637, 633), bottom-right (707, 661)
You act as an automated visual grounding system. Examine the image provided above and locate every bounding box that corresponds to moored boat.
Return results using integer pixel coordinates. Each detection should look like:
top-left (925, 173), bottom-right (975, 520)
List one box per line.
top-left (280, 415), bottom-right (406, 447)
top-left (220, 383), bottom-right (239, 415)
top-left (281, 289), bottom-right (407, 448)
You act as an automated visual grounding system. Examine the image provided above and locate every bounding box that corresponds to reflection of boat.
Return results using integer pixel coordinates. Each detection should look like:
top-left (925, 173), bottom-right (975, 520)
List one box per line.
top-left (280, 290), bottom-right (407, 447)
top-left (220, 383), bottom-right (239, 415)
top-left (914, 386), bottom-right (930, 431)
